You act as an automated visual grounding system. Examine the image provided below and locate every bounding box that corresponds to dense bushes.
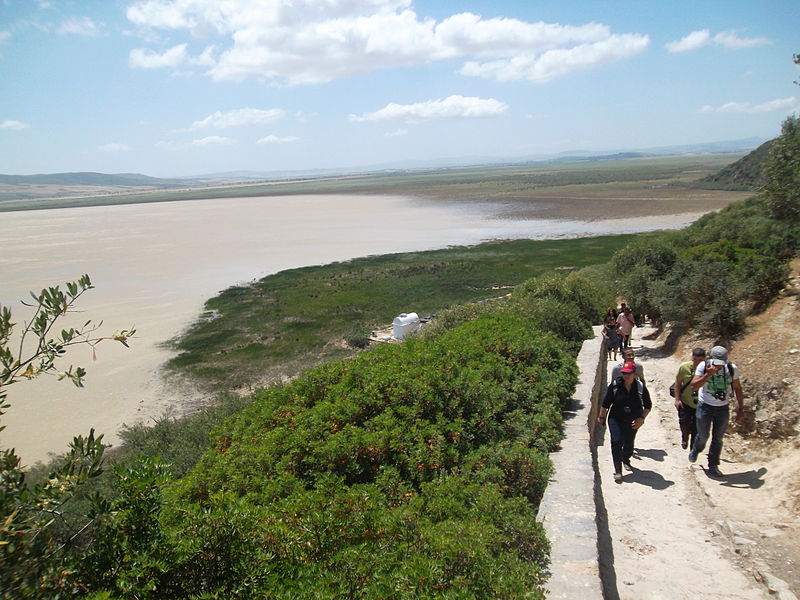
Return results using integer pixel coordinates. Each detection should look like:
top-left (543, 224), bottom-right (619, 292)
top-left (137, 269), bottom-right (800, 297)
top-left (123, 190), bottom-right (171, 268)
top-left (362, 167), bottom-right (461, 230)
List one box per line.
top-left (610, 199), bottom-right (796, 337)
top-left (62, 310), bottom-right (583, 598)
top-left (611, 117), bottom-right (800, 336)
top-left (422, 271), bottom-right (612, 353)
top-left (761, 115), bottom-right (800, 222)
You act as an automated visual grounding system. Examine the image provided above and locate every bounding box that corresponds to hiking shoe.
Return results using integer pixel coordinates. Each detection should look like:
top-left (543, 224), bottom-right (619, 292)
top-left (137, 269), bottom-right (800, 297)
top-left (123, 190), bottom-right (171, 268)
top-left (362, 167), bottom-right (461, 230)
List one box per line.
top-left (613, 472), bottom-right (623, 483)
top-left (708, 466), bottom-right (723, 477)
top-left (688, 449), bottom-right (698, 463)
top-left (623, 461), bottom-right (633, 472)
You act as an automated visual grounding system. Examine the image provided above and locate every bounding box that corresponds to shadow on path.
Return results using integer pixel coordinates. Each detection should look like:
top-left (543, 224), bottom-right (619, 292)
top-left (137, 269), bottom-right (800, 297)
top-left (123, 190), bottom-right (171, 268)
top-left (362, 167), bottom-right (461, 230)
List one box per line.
top-left (633, 448), bottom-right (667, 462)
top-left (700, 465), bottom-right (768, 489)
top-left (622, 465), bottom-right (675, 490)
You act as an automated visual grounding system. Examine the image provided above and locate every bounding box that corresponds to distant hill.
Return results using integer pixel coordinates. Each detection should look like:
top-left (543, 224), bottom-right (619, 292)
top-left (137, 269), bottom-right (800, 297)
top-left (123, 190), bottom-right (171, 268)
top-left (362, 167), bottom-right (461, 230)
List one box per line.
top-left (0, 172), bottom-right (184, 186)
top-left (697, 139), bottom-right (774, 191)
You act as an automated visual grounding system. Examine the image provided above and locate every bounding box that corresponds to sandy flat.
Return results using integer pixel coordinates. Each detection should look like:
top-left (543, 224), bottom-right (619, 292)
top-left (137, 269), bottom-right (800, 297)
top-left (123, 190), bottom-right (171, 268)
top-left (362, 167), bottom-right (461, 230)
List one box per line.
top-left (1, 193), bottom-right (732, 464)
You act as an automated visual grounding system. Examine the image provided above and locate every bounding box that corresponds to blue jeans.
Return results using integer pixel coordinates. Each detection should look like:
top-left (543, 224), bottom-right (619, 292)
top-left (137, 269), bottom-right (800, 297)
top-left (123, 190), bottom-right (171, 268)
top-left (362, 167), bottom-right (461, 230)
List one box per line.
top-left (692, 402), bottom-right (729, 467)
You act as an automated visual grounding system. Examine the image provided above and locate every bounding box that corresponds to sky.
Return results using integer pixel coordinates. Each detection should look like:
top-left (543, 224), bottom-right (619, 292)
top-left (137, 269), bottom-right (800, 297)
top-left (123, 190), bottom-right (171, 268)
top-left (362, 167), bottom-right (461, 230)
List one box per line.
top-left (0, 0), bottom-right (798, 178)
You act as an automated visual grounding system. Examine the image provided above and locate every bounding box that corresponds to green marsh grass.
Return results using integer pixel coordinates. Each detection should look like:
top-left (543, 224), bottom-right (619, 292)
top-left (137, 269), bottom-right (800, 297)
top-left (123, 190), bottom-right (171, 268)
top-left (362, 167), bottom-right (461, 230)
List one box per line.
top-left (168, 234), bottom-right (648, 391)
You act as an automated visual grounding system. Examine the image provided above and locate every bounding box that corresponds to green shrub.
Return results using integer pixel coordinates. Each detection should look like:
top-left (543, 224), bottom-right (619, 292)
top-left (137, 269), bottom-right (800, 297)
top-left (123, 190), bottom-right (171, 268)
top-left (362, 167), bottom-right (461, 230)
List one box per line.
top-left (511, 272), bottom-right (610, 324)
top-left (80, 313), bottom-right (572, 597)
top-left (418, 299), bottom-right (499, 339)
top-left (761, 115), bottom-right (800, 222)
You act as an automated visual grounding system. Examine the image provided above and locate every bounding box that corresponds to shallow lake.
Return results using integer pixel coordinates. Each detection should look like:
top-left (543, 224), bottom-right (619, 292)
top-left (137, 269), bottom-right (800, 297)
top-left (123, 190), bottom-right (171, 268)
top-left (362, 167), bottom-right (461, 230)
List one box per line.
top-left (0, 194), bottom-right (700, 463)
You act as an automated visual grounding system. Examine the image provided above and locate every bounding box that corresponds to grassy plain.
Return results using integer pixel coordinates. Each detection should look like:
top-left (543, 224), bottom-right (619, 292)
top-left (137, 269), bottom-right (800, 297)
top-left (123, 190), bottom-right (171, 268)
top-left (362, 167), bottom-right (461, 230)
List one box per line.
top-left (169, 233), bottom-right (650, 392)
top-left (0, 153), bottom-right (749, 215)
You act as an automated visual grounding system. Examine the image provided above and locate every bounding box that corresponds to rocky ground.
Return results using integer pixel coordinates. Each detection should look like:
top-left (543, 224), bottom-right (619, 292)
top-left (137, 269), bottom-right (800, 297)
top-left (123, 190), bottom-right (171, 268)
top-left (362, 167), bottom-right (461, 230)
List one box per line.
top-left (597, 263), bottom-right (800, 600)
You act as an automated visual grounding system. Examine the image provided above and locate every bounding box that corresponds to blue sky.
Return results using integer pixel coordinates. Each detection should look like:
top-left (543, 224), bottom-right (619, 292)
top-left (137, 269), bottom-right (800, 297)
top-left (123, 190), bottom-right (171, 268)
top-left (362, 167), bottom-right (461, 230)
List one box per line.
top-left (0, 0), bottom-right (797, 178)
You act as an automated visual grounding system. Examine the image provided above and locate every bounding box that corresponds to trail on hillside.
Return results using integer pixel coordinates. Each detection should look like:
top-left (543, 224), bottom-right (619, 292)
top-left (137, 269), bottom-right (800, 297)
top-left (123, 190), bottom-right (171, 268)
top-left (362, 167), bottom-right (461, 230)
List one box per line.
top-left (595, 326), bottom-right (797, 600)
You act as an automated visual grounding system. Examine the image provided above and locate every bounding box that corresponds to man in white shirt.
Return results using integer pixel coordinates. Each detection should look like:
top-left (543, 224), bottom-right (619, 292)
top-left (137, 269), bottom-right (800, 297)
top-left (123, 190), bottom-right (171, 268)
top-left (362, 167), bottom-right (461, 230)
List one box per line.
top-left (688, 345), bottom-right (745, 477)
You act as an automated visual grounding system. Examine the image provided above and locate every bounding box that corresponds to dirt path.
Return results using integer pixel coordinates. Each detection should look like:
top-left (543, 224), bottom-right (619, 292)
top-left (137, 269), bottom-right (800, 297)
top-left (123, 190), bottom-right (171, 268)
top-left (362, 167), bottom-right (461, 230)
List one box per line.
top-left (596, 326), bottom-right (797, 600)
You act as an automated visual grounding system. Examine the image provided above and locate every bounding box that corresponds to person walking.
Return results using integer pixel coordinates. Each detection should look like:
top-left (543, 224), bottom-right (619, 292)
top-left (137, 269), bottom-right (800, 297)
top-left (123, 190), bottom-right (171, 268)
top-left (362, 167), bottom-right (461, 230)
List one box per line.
top-left (611, 347), bottom-right (645, 382)
top-left (597, 361), bottom-right (652, 483)
top-left (602, 314), bottom-right (622, 361)
top-left (689, 345), bottom-right (745, 477)
top-left (673, 347), bottom-right (706, 449)
top-left (616, 305), bottom-right (636, 349)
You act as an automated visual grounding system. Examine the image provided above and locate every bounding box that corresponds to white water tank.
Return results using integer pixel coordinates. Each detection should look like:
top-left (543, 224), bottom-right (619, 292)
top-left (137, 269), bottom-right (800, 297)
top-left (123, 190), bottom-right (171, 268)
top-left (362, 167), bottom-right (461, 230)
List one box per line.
top-left (392, 312), bottom-right (420, 340)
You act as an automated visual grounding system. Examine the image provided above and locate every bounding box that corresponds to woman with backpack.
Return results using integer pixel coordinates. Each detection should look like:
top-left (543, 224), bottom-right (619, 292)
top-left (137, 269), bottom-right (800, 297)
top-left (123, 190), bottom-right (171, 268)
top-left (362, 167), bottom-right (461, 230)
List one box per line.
top-left (597, 361), bottom-right (652, 483)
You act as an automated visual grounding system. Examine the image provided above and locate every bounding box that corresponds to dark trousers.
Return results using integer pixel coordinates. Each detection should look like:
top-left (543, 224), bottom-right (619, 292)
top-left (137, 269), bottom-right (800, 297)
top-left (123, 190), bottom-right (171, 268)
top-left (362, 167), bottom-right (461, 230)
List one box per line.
top-left (608, 417), bottom-right (638, 473)
top-left (692, 402), bottom-right (730, 467)
top-left (677, 402), bottom-right (697, 447)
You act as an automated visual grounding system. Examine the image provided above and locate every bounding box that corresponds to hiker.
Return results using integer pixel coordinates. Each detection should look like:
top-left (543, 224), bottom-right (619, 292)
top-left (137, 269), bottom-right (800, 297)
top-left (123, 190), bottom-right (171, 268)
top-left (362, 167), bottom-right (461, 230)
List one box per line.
top-left (601, 314), bottom-right (622, 360)
top-left (616, 305), bottom-right (636, 349)
top-left (673, 347), bottom-right (706, 449)
top-left (689, 345), bottom-right (745, 477)
top-left (611, 347), bottom-right (645, 383)
top-left (597, 361), bottom-right (652, 482)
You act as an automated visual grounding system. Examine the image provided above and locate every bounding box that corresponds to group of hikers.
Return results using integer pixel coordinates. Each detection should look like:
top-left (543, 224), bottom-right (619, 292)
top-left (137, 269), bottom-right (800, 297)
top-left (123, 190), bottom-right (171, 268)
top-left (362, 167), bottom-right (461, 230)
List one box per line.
top-left (601, 303), bottom-right (639, 359)
top-left (597, 304), bottom-right (745, 483)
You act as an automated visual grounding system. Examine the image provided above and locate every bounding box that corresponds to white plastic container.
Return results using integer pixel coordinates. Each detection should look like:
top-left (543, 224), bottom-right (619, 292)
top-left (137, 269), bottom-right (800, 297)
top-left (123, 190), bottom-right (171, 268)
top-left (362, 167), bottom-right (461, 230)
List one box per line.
top-left (392, 312), bottom-right (421, 340)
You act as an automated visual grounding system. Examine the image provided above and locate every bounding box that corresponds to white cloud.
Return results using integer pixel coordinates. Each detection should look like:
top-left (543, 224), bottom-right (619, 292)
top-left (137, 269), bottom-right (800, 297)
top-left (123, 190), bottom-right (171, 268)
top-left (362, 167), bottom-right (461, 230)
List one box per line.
top-left (125, 1), bottom-right (650, 85)
top-left (665, 30), bottom-right (710, 53)
top-left (256, 135), bottom-right (298, 144)
top-left (0, 30), bottom-right (11, 43)
top-left (191, 135), bottom-right (233, 147)
top-left (157, 136), bottom-right (233, 150)
top-left (130, 43), bottom-right (188, 68)
top-left (57, 16), bottom-right (102, 36)
top-left (461, 33), bottom-right (649, 83)
top-left (385, 128), bottom-right (408, 137)
top-left (666, 29), bottom-right (770, 53)
top-left (350, 95), bottom-right (508, 123)
top-left (698, 96), bottom-right (797, 114)
top-left (713, 31), bottom-right (770, 49)
top-left (98, 143), bottom-right (132, 152)
top-left (1, 119), bottom-right (30, 130)
top-left (192, 108), bottom-right (286, 129)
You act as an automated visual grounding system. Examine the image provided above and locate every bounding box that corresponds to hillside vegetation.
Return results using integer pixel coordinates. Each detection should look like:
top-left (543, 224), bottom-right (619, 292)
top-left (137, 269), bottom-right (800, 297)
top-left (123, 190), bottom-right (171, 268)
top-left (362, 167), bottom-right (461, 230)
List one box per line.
top-left (697, 139), bottom-right (774, 190)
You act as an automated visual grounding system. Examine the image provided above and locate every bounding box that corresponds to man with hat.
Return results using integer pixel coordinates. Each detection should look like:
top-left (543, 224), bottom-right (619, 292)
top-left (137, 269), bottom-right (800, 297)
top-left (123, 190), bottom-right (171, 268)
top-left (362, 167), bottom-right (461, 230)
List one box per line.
top-left (689, 345), bottom-right (745, 476)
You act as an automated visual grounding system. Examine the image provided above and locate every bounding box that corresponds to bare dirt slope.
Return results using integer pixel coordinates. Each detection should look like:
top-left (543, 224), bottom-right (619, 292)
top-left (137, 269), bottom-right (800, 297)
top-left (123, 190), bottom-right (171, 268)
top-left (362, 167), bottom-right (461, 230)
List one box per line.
top-left (597, 306), bottom-right (800, 599)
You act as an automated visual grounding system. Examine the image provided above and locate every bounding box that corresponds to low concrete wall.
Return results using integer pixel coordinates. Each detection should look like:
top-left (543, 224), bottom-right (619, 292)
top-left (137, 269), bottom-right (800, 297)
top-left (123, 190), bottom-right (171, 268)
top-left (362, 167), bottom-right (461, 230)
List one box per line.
top-left (537, 326), bottom-right (606, 599)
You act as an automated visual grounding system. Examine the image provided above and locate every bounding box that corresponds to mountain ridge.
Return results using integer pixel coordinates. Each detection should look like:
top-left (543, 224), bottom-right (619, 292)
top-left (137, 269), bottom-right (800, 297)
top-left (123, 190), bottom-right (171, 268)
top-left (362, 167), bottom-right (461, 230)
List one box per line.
top-left (1, 137), bottom-right (768, 186)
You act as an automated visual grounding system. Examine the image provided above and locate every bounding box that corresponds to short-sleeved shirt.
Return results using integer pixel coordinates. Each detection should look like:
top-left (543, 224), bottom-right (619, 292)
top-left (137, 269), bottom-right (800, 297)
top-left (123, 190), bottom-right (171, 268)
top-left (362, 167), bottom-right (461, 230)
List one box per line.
top-left (611, 360), bottom-right (645, 382)
top-left (695, 361), bottom-right (740, 407)
top-left (616, 312), bottom-right (635, 336)
top-left (676, 361), bottom-right (698, 408)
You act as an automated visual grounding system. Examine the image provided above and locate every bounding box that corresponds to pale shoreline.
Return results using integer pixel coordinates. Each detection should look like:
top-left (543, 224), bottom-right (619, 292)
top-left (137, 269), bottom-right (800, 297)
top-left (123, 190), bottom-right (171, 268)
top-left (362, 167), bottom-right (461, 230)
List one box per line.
top-left (0, 193), bottom-right (735, 464)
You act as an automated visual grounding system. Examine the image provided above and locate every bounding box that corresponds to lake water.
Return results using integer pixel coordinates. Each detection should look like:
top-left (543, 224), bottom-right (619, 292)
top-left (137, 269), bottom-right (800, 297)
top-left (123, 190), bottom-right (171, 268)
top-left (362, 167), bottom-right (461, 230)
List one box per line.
top-left (0, 194), bottom-right (700, 463)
